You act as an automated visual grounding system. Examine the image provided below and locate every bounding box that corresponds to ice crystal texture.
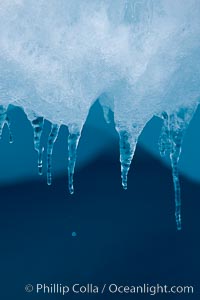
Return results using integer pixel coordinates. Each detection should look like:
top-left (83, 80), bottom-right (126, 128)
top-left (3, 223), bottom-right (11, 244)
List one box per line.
top-left (0, 0), bottom-right (200, 229)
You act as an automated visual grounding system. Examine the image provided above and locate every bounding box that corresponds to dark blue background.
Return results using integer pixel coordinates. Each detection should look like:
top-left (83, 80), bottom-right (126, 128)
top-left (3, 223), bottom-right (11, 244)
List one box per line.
top-left (0, 103), bottom-right (200, 299)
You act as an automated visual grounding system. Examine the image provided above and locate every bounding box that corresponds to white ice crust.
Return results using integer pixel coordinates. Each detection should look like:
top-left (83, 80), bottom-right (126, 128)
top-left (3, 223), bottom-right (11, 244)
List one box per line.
top-left (0, 0), bottom-right (199, 129)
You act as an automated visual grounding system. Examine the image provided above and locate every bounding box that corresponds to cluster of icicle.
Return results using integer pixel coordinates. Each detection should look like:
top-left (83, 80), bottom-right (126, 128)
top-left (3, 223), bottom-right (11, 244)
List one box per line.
top-left (1, 0), bottom-right (200, 230)
top-left (0, 103), bottom-right (199, 230)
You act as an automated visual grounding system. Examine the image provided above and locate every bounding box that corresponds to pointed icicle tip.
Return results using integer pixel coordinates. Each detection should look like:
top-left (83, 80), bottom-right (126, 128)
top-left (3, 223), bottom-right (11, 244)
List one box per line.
top-left (118, 130), bottom-right (134, 190)
top-left (47, 124), bottom-right (60, 186)
top-left (31, 116), bottom-right (44, 176)
top-left (67, 124), bottom-right (81, 194)
top-left (170, 150), bottom-right (182, 231)
top-left (116, 123), bottom-right (142, 190)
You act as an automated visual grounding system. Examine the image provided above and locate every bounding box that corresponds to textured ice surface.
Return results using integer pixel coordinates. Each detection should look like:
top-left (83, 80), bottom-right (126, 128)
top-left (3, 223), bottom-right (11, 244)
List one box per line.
top-left (0, 0), bottom-right (200, 229)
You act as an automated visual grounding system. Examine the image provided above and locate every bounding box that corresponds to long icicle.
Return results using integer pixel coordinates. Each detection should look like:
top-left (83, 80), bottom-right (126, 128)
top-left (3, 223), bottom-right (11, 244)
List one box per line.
top-left (159, 112), bottom-right (183, 230)
top-left (47, 124), bottom-right (60, 185)
top-left (159, 106), bottom-right (197, 230)
top-left (68, 124), bottom-right (81, 194)
top-left (31, 116), bottom-right (44, 175)
top-left (169, 114), bottom-right (183, 231)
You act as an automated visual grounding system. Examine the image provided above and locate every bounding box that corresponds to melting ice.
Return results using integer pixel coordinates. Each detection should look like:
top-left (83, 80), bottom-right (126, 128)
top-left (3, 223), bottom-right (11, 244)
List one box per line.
top-left (0, 0), bottom-right (200, 230)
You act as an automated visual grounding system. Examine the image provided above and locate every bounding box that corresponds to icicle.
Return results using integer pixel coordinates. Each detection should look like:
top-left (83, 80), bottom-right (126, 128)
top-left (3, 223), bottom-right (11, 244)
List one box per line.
top-left (159, 106), bottom-right (197, 230)
top-left (47, 124), bottom-right (60, 185)
top-left (117, 130), bottom-right (135, 190)
top-left (159, 111), bottom-right (184, 230)
top-left (116, 123), bottom-right (143, 190)
top-left (6, 116), bottom-right (13, 144)
top-left (169, 114), bottom-right (184, 231)
top-left (158, 112), bottom-right (171, 157)
top-left (0, 105), bottom-right (13, 143)
top-left (31, 116), bottom-right (44, 175)
top-left (67, 124), bottom-right (81, 194)
top-left (0, 106), bottom-right (7, 138)
top-left (159, 112), bottom-right (182, 229)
